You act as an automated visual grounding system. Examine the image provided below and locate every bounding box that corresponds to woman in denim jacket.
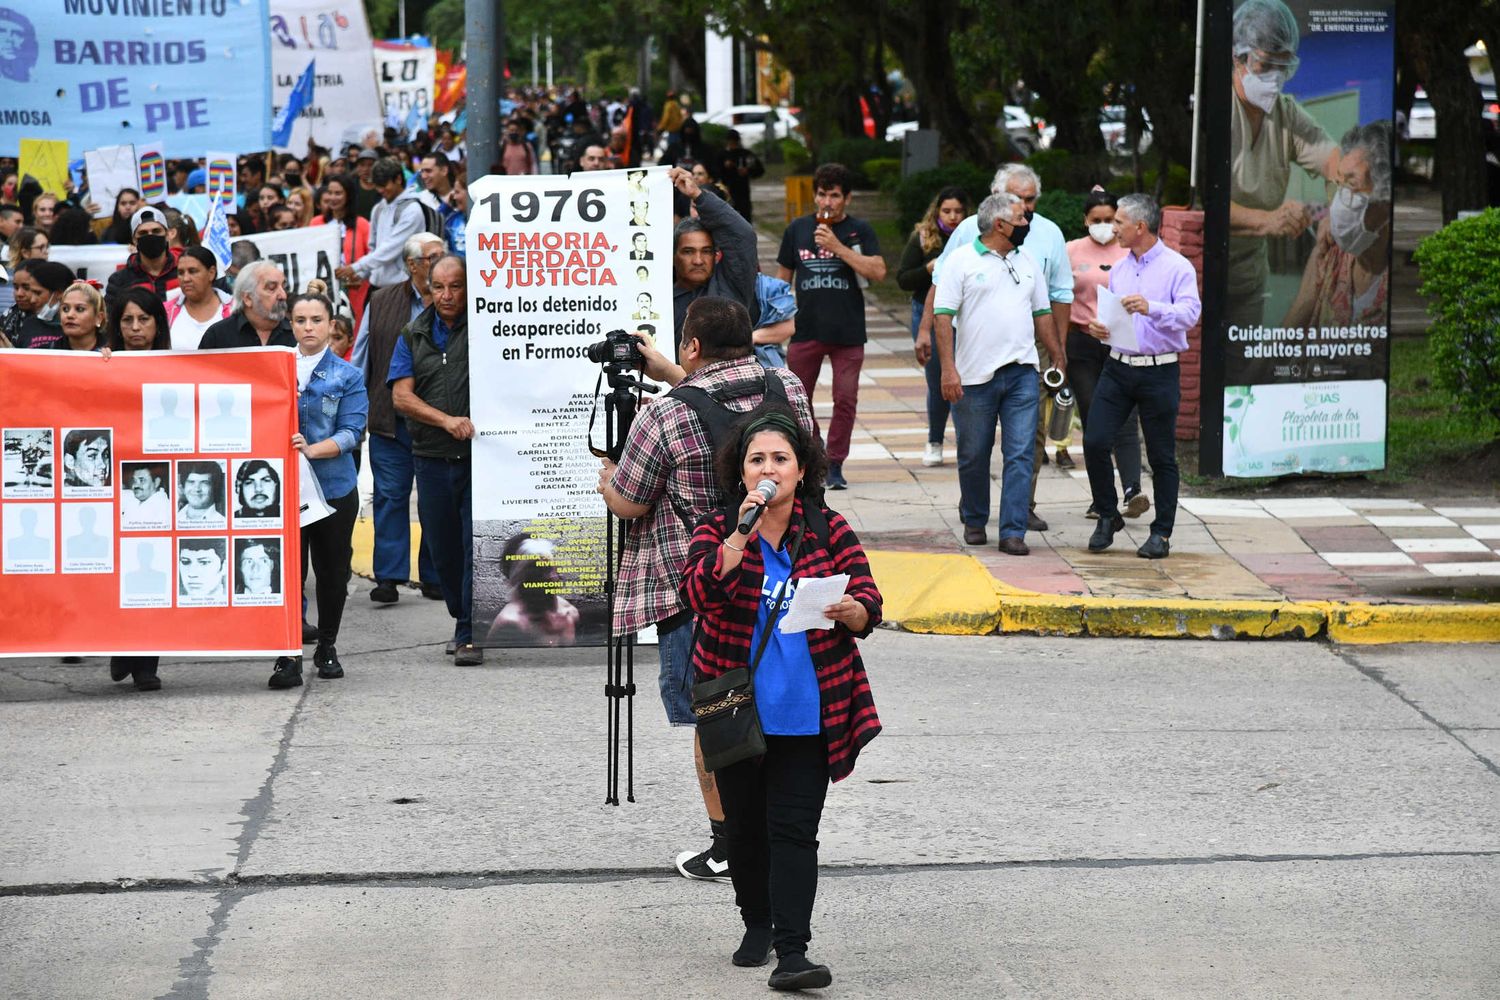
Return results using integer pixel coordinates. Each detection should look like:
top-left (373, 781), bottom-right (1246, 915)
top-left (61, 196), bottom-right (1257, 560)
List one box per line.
top-left (272, 288), bottom-right (369, 689)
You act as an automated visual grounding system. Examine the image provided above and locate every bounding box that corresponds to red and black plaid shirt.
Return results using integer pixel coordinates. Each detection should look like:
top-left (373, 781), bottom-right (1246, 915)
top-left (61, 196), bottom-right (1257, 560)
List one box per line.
top-left (681, 501), bottom-right (882, 783)
top-left (609, 357), bottom-right (812, 634)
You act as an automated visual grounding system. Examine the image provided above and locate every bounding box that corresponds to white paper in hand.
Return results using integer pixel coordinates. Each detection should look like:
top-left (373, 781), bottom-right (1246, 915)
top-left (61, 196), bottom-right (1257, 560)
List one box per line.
top-left (297, 453), bottom-right (333, 527)
top-left (1095, 286), bottom-right (1141, 353)
top-left (777, 574), bottom-right (851, 633)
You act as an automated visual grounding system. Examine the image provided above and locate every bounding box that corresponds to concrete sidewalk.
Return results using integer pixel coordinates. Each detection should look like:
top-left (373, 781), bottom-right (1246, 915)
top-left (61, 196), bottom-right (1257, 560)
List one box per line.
top-left (737, 222), bottom-right (1499, 643)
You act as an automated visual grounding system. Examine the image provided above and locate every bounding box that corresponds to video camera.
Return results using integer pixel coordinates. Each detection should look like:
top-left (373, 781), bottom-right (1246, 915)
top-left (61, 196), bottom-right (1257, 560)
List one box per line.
top-left (586, 329), bottom-right (644, 369)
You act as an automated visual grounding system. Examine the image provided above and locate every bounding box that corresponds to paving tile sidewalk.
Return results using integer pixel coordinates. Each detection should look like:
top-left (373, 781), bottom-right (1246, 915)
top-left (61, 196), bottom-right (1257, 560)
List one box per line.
top-left (751, 227), bottom-right (1499, 606)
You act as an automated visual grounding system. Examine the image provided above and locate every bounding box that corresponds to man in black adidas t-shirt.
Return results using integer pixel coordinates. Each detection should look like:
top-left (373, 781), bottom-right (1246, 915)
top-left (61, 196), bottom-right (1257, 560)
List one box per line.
top-left (776, 163), bottom-right (885, 489)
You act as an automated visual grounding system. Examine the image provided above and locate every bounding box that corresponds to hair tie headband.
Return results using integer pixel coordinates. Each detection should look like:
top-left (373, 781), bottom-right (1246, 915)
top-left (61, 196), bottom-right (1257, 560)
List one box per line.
top-left (739, 410), bottom-right (802, 452)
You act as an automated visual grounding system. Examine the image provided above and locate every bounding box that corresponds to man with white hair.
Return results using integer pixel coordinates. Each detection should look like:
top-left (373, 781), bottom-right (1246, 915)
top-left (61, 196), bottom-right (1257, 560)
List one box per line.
top-left (1082, 193), bottom-right (1201, 560)
top-left (198, 261), bottom-right (292, 349)
top-left (933, 193), bottom-right (1064, 555)
top-left (920, 163), bottom-right (1072, 530)
top-left (350, 233), bottom-right (446, 605)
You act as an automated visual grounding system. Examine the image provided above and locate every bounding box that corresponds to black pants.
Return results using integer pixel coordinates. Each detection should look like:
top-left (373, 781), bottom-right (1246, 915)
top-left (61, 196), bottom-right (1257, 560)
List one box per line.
top-left (1083, 358), bottom-right (1180, 537)
top-left (108, 656), bottom-right (158, 680)
top-left (1067, 328), bottom-right (1143, 492)
top-left (717, 736), bottom-right (829, 958)
top-left (300, 487), bottom-right (359, 645)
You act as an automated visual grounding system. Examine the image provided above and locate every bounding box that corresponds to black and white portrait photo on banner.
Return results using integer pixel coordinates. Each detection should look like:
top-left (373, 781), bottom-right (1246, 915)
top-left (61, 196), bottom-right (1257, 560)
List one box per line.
top-left (61, 428), bottom-right (112, 498)
top-left (3, 429), bottom-right (54, 499)
top-left (231, 458), bottom-right (283, 528)
top-left (176, 536), bottom-right (228, 607)
top-left (176, 459), bottom-right (228, 530)
top-left (119, 461), bottom-right (172, 531)
top-left (233, 537), bottom-right (283, 607)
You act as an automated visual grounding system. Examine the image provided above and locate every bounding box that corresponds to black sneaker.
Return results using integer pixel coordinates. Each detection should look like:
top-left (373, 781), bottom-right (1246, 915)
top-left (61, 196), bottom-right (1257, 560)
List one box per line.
top-left (769, 954), bottom-right (832, 991)
top-left (314, 642), bottom-right (344, 679)
top-left (826, 462), bottom-right (847, 491)
top-left (419, 583), bottom-right (445, 600)
top-left (675, 841), bottom-right (731, 882)
top-left (134, 674), bottom-right (162, 692)
top-left (301, 619), bottom-right (318, 644)
top-left (370, 581), bottom-right (399, 604)
top-left (268, 656), bottom-right (303, 689)
top-left (733, 926), bottom-right (773, 967)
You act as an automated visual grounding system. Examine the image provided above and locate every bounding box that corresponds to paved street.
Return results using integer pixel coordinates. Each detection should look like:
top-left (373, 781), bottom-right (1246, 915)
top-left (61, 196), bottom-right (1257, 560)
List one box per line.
top-left (3, 583), bottom-right (1498, 998)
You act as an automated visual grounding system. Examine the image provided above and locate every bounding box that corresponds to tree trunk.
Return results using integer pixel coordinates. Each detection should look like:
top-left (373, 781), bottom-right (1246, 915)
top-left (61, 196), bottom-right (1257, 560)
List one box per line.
top-left (884, 3), bottom-right (994, 164)
top-left (1404, 3), bottom-right (1486, 220)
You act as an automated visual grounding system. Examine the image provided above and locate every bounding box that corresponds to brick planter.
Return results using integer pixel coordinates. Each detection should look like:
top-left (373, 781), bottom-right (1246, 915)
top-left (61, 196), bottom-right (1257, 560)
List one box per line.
top-left (1161, 208), bottom-right (1205, 440)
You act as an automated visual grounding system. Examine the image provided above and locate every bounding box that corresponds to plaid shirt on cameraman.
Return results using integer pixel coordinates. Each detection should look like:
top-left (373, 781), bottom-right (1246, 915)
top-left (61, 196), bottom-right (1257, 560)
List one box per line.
top-left (609, 356), bottom-right (813, 635)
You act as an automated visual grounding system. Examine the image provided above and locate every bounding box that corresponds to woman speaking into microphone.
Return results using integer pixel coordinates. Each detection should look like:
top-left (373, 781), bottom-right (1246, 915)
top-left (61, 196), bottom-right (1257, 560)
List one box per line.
top-left (680, 404), bottom-right (882, 992)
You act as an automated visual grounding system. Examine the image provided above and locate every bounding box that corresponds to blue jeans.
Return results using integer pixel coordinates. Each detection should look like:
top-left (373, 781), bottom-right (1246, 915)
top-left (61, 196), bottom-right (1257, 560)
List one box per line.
top-left (951, 363), bottom-right (1039, 539)
top-left (1084, 359), bottom-right (1180, 537)
top-left (656, 613), bottom-right (697, 726)
top-left (368, 422), bottom-right (439, 586)
top-left (910, 300), bottom-right (951, 444)
top-left (412, 455), bottom-right (473, 644)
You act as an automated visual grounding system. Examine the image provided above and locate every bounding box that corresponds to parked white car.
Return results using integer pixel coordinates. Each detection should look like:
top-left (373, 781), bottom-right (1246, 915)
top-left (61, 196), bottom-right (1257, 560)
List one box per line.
top-left (700, 105), bottom-right (804, 146)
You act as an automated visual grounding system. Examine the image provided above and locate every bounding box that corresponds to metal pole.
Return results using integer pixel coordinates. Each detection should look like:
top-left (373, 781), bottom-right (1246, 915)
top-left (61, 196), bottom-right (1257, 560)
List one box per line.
top-left (398, 0), bottom-right (405, 39)
top-left (464, 0), bottom-right (504, 184)
top-left (546, 33), bottom-right (553, 92)
top-left (1188, 0), bottom-right (1206, 207)
top-left (532, 31), bottom-right (538, 89)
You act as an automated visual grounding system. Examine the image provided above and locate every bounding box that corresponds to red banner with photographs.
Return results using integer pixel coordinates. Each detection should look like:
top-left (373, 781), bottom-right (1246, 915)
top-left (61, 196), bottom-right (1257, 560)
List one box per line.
top-left (0, 348), bottom-right (301, 657)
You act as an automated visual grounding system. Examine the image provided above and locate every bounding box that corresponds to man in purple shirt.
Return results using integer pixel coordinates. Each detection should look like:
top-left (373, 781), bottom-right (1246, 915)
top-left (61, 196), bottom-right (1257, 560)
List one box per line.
top-left (1082, 194), bottom-right (1202, 559)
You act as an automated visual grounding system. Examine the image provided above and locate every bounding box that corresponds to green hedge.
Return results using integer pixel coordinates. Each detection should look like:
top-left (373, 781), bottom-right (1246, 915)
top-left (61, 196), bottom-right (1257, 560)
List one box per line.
top-left (893, 163), bottom-right (993, 234)
top-left (862, 157), bottom-right (902, 192)
top-left (1414, 208), bottom-right (1500, 425)
top-left (782, 138), bottom-right (812, 173)
top-left (816, 138), bottom-right (901, 188)
top-left (1036, 190), bottom-right (1087, 241)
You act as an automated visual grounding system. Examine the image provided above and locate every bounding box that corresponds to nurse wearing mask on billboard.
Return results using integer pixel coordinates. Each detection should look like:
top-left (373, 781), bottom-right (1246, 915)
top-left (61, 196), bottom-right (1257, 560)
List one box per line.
top-left (1282, 120), bottom-right (1393, 328)
top-left (1227, 0), bottom-right (1340, 327)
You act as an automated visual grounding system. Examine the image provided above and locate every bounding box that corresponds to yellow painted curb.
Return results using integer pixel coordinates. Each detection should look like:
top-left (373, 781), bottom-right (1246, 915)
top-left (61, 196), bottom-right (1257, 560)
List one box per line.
top-left (352, 532), bottom-right (1498, 644)
top-left (350, 516), bottom-right (422, 581)
top-left (866, 550), bottom-right (1004, 635)
top-left (1319, 602), bottom-right (1500, 644)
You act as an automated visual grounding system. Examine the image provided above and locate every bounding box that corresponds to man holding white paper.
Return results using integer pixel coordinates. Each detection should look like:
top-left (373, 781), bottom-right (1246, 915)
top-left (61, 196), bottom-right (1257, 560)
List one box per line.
top-left (1082, 194), bottom-right (1202, 559)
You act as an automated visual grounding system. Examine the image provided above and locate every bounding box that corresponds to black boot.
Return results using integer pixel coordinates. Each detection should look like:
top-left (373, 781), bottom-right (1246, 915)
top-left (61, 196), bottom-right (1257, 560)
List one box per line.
top-left (268, 656), bottom-right (303, 689)
top-left (1088, 513), bottom-right (1125, 552)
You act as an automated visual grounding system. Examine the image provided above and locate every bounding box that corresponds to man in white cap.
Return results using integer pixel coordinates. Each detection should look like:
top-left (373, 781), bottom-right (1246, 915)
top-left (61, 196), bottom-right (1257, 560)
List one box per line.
top-left (105, 206), bottom-right (181, 309)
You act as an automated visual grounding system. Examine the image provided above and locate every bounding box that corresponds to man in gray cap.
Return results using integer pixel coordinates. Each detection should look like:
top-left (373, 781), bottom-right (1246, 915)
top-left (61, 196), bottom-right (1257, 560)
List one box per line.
top-left (105, 206), bottom-right (180, 309)
top-left (353, 148), bottom-right (383, 219)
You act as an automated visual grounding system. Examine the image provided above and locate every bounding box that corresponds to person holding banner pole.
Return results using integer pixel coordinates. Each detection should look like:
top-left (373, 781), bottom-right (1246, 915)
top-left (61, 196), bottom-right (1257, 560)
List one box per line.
top-left (351, 233), bottom-right (445, 605)
top-left (388, 256), bottom-right (483, 666)
top-left (278, 288), bottom-right (369, 689)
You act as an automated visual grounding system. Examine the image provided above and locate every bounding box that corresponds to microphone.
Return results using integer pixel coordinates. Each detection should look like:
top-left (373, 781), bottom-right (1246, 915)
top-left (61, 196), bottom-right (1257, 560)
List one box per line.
top-left (736, 479), bottom-right (778, 535)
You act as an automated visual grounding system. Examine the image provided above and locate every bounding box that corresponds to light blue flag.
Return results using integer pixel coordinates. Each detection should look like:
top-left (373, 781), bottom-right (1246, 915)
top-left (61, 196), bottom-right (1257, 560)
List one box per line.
top-left (202, 197), bottom-right (233, 271)
top-left (405, 99), bottom-right (429, 140)
top-left (273, 60), bottom-right (317, 148)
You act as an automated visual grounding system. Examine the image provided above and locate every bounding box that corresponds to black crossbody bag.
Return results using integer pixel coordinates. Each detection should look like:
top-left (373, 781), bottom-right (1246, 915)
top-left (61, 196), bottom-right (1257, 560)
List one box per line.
top-left (691, 528), bottom-right (807, 773)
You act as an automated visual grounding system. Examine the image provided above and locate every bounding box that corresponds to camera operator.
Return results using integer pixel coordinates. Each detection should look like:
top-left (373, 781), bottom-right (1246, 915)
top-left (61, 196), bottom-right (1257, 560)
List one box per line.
top-left (596, 295), bottom-right (815, 885)
top-left (387, 255), bottom-right (486, 666)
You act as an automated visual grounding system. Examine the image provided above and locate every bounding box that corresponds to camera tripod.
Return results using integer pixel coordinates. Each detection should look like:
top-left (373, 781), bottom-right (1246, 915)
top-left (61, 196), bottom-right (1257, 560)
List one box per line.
top-left (599, 363), bottom-right (658, 806)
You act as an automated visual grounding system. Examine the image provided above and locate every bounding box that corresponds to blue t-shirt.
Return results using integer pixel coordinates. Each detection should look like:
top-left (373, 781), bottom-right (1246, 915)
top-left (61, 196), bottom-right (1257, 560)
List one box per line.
top-left (754, 540), bottom-right (821, 736)
top-left (385, 313), bottom-right (452, 386)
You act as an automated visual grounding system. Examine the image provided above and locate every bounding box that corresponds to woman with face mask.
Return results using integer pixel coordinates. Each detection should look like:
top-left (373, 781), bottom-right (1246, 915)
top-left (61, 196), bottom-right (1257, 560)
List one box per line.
top-left (1283, 120), bottom-right (1393, 328)
top-left (3, 259), bottom-right (72, 348)
top-left (1227, 0), bottom-right (1340, 327)
top-left (1065, 187), bottom-right (1149, 521)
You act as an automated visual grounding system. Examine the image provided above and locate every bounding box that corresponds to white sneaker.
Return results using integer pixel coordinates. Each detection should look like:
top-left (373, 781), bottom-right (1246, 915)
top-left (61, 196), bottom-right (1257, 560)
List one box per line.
top-left (922, 442), bottom-right (944, 467)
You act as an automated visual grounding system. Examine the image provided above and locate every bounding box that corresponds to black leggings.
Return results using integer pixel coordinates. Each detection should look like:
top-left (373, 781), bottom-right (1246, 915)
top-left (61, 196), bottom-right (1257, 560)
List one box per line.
top-left (717, 735), bottom-right (829, 959)
top-left (300, 487), bottom-right (359, 645)
top-left (1066, 327), bottom-right (1144, 492)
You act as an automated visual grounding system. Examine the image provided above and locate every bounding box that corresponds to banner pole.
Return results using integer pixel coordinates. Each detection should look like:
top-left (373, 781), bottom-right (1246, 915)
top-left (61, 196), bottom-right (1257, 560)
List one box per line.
top-left (464, 0), bottom-right (505, 186)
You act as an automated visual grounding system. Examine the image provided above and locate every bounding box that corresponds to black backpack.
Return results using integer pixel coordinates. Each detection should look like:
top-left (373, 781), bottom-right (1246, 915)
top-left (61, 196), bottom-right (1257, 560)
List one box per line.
top-left (665, 372), bottom-right (797, 532)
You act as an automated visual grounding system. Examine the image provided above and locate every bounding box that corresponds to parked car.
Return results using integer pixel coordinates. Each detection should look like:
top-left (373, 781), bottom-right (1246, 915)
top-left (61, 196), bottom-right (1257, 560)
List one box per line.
top-left (1099, 105), bottom-right (1153, 154)
top-left (700, 104), bottom-right (804, 146)
top-left (1406, 89), bottom-right (1436, 140)
top-left (885, 105), bottom-right (1048, 154)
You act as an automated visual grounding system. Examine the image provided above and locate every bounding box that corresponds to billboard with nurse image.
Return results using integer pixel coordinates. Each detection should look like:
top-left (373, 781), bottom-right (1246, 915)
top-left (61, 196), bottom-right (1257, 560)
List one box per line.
top-left (1221, 0), bottom-right (1394, 476)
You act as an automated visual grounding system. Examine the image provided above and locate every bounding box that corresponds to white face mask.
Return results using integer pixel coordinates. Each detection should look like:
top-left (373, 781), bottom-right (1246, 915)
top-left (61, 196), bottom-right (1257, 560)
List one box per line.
top-left (1241, 69), bottom-right (1283, 114)
top-left (1329, 188), bottom-right (1383, 256)
top-left (1088, 222), bottom-right (1115, 245)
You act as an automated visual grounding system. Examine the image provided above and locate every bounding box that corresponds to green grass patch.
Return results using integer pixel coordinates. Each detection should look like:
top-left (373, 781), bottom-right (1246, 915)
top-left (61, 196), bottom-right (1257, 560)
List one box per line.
top-left (1384, 336), bottom-right (1500, 479)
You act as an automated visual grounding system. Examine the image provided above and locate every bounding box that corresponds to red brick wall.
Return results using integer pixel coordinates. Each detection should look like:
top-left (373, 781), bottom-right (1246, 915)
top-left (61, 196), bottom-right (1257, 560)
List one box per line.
top-left (1161, 208), bottom-right (1204, 440)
